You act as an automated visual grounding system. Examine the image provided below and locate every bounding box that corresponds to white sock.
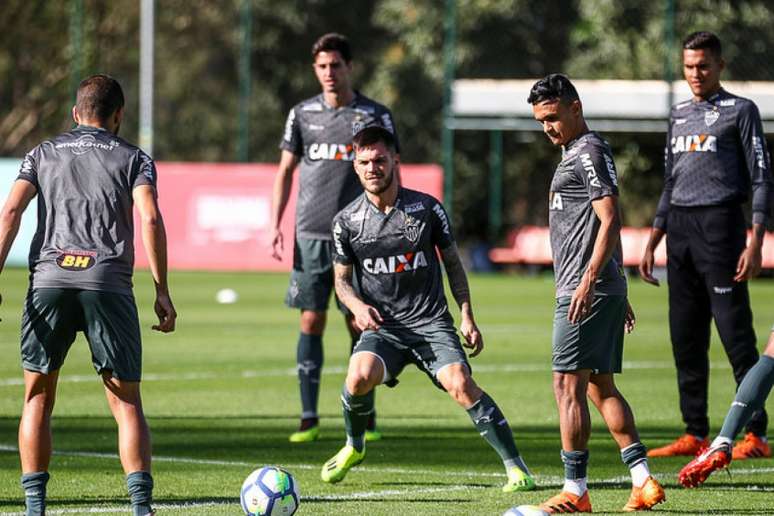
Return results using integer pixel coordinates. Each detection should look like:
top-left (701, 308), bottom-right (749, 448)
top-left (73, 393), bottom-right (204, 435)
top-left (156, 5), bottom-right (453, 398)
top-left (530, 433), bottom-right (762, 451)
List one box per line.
top-left (711, 436), bottom-right (733, 449)
top-left (630, 461), bottom-right (651, 487)
top-left (563, 477), bottom-right (587, 496)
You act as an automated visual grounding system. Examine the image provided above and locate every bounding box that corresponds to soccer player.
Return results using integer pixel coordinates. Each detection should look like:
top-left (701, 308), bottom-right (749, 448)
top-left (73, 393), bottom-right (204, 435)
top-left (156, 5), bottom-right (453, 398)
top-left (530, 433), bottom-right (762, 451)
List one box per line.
top-left (319, 126), bottom-right (535, 493)
top-left (529, 74), bottom-right (665, 513)
top-left (269, 33), bottom-right (399, 443)
top-left (639, 31), bottom-right (773, 459)
top-left (0, 75), bottom-right (176, 516)
top-left (679, 328), bottom-right (774, 487)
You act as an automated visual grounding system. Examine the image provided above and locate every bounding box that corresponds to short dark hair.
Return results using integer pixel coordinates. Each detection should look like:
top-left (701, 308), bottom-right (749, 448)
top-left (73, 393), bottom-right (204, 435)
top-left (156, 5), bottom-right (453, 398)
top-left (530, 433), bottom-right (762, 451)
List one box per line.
top-left (76, 74), bottom-right (125, 122)
top-left (352, 126), bottom-right (397, 154)
top-left (527, 74), bottom-right (580, 105)
top-left (683, 31), bottom-right (722, 57)
top-left (312, 33), bottom-right (352, 62)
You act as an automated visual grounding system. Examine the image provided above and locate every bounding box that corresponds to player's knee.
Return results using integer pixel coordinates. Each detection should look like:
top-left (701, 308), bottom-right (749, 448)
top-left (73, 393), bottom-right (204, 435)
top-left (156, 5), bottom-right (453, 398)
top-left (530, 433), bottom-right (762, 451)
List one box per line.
top-left (440, 368), bottom-right (477, 404)
top-left (300, 310), bottom-right (326, 334)
top-left (345, 369), bottom-right (378, 396)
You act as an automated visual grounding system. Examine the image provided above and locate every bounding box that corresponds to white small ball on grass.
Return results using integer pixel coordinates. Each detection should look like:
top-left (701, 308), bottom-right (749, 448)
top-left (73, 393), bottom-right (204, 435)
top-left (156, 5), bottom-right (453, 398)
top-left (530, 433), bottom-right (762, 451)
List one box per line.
top-left (215, 288), bottom-right (239, 304)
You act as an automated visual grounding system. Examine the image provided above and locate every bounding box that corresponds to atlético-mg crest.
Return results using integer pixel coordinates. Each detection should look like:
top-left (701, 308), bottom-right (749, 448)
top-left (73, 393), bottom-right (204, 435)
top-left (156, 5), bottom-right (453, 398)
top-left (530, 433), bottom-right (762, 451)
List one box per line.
top-left (404, 218), bottom-right (421, 243)
top-left (705, 109), bottom-right (720, 127)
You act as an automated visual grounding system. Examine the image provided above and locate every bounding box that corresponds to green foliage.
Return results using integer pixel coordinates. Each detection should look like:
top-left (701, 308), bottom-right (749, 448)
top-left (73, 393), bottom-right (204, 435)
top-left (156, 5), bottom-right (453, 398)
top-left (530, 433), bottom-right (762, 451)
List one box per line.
top-left (2, 1), bottom-right (774, 240)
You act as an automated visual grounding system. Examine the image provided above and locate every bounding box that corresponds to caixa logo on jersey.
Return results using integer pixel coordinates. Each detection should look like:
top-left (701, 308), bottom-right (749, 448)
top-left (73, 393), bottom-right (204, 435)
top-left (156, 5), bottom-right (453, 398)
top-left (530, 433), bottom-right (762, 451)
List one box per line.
top-left (363, 251), bottom-right (428, 274)
top-left (308, 143), bottom-right (354, 161)
top-left (56, 250), bottom-right (97, 271)
top-left (671, 134), bottom-right (717, 153)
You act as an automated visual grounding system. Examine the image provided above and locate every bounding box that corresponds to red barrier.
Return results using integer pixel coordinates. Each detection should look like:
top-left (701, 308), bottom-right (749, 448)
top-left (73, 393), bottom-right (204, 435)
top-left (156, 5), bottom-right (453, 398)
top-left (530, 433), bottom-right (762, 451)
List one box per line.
top-left (133, 162), bottom-right (443, 271)
top-left (489, 225), bottom-right (774, 268)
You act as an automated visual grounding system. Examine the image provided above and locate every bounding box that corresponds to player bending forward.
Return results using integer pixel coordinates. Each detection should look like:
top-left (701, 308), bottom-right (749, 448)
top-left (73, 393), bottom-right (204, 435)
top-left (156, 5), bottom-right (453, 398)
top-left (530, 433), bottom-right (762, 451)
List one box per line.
top-left (679, 327), bottom-right (774, 487)
top-left (529, 74), bottom-right (665, 513)
top-left (319, 126), bottom-right (535, 493)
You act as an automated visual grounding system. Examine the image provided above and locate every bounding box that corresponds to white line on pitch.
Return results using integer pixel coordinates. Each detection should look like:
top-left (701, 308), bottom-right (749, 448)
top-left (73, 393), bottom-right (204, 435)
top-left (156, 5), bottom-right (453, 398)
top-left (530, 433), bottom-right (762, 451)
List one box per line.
top-left (0, 360), bottom-right (731, 387)
top-left (3, 443), bottom-right (774, 485)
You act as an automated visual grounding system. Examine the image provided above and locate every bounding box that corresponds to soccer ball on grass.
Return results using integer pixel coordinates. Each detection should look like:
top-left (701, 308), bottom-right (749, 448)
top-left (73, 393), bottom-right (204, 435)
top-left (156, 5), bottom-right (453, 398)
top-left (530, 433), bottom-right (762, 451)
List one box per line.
top-left (240, 466), bottom-right (299, 516)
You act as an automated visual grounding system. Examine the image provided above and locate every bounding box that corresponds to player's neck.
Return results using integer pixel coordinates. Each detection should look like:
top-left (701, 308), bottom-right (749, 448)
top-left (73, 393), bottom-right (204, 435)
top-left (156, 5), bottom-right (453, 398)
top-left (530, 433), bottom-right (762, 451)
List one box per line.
top-left (323, 88), bottom-right (355, 108)
top-left (366, 184), bottom-right (399, 213)
top-left (693, 83), bottom-right (722, 102)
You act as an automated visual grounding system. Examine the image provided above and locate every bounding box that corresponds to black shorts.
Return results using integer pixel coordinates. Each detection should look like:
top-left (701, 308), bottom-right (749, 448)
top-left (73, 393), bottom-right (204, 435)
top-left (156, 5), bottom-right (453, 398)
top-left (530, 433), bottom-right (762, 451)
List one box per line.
top-left (21, 288), bottom-right (143, 381)
top-left (353, 321), bottom-right (470, 391)
top-left (285, 237), bottom-right (351, 314)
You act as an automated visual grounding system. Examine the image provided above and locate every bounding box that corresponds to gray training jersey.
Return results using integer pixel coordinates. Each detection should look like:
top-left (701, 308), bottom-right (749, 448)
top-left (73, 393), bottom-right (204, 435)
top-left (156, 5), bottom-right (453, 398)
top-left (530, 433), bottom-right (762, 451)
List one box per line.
top-left (654, 88), bottom-right (773, 230)
top-left (17, 125), bottom-right (156, 294)
top-left (280, 92), bottom-right (398, 240)
top-left (332, 188), bottom-right (454, 329)
top-left (549, 131), bottom-right (627, 298)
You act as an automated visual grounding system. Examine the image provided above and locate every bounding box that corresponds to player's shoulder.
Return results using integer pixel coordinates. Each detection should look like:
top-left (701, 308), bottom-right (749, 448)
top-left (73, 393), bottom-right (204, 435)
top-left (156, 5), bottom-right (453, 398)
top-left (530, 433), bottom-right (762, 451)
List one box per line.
top-left (574, 131), bottom-right (611, 158)
top-left (293, 94), bottom-right (326, 114)
top-left (715, 89), bottom-right (759, 115)
top-left (352, 92), bottom-right (391, 115)
top-left (335, 192), bottom-right (369, 226)
top-left (671, 98), bottom-right (694, 114)
top-left (399, 188), bottom-right (443, 213)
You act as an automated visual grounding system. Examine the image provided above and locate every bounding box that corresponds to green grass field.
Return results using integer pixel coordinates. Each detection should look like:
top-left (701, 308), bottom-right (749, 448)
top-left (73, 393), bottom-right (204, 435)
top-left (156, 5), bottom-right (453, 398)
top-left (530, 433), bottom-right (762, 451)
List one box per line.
top-left (1, 268), bottom-right (773, 515)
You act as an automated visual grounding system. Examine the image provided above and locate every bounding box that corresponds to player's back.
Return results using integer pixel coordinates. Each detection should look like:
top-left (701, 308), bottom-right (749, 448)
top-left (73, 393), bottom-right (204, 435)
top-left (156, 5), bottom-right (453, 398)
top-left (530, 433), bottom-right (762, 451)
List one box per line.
top-left (18, 125), bottom-right (156, 294)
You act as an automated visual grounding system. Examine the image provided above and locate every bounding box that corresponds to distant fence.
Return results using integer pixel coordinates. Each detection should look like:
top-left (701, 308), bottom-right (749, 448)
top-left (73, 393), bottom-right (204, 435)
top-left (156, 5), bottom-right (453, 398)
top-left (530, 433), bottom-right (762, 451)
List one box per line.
top-left (490, 225), bottom-right (774, 269)
top-left (0, 159), bottom-right (443, 271)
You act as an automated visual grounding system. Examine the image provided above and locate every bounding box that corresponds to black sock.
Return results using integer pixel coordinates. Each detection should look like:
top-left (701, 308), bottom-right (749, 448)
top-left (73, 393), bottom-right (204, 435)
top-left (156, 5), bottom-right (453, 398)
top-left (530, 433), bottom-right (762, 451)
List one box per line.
top-left (342, 386), bottom-right (373, 452)
top-left (297, 333), bottom-right (323, 419)
top-left (561, 450), bottom-right (589, 480)
top-left (721, 356), bottom-right (774, 440)
top-left (21, 471), bottom-right (49, 516)
top-left (466, 392), bottom-right (521, 466)
top-left (127, 471), bottom-right (154, 516)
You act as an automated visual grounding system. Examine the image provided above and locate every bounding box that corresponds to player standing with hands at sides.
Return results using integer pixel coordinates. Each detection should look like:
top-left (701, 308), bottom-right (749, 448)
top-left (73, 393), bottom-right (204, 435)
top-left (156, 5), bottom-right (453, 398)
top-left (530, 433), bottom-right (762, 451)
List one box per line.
top-left (529, 74), bottom-right (665, 513)
top-left (640, 31), bottom-right (773, 460)
top-left (269, 33), bottom-right (399, 444)
top-left (1, 75), bottom-right (176, 516)
top-left (320, 126), bottom-right (535, 493)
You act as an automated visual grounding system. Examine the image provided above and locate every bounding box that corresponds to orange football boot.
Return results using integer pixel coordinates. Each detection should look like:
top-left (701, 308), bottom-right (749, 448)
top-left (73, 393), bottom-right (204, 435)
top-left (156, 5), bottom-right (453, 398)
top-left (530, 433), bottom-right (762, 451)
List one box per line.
top-left (539, 490), bottom-right (592, 513)
top-left (647, 434), bottom-right (708, 457)
top-left (622, 476), bottom-right (666, 511)
top-left (678, 444), bottom-right (732, 488)
top-left (732, 432), bottom-right (771, 460)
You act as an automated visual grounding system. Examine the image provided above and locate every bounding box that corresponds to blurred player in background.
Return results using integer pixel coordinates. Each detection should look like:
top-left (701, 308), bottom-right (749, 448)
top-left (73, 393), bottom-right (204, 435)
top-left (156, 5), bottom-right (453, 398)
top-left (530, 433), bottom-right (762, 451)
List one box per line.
top-left (320, 126), bottom-right (535, 493)
top-left (679, 328), bottom-right (774, 487)
top-left (640, 31), bottom-right (773, 459)
top-left (0, 75), bottom-right (176, 516)
top-left (529, 74), bottom-right (665, 513)
top-left (269, 33), bottom-right (399, 443)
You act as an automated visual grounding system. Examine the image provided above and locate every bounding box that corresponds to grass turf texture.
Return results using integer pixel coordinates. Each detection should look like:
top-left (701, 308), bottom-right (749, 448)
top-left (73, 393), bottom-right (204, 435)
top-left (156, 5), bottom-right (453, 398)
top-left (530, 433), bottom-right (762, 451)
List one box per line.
top-left (0, 268), bottom-right (773, 515)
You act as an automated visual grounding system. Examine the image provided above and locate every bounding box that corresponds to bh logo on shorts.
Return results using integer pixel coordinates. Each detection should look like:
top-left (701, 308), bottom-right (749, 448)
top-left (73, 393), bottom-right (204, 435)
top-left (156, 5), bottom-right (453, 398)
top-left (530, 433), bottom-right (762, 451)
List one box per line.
top-left (56, 250), bottom-right (97, 271)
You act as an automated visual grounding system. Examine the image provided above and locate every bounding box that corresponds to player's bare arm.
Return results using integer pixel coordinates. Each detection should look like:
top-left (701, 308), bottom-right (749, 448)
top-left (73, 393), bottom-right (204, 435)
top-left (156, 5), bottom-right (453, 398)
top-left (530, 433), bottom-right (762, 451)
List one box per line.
top-left (0, 180), bottom-right (37, 312)
top-left (0, 180), bottom-right (37, 274)
top-left (569, 194), bottom-right (621, 324)
top-left (333, 262), bottom-right (382, 331)
top-left (735, 222), bottom-right (765, 282)
top-left (639, 227), bottom-right (665, 286)
top-left (269, 150), bottom-right (300, 260)
top-left (440, 243), bottom-right (483, 357)
top-left (134, 184), bottom-right (176, 333)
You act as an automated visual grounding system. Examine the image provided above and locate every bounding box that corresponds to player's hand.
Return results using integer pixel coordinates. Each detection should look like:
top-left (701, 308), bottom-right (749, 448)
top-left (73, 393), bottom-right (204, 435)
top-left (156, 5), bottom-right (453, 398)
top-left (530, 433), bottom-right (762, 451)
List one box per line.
top-left (460, 317), bottom-right (483, 358)
top-left (624, 301), bottom-right (636, 334)
top-left (354, 304), bottom-right (383, 332)
top-left (153, 293), bottom-right (177, 333)
top-left (568, 277), bottom-right (595, 324)
top-left (270, 228), bottom-right (284, 261)
top-left (735, 243), bottom-right (762, 282)
top-left (638, 249), bottom-right (660, 286)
